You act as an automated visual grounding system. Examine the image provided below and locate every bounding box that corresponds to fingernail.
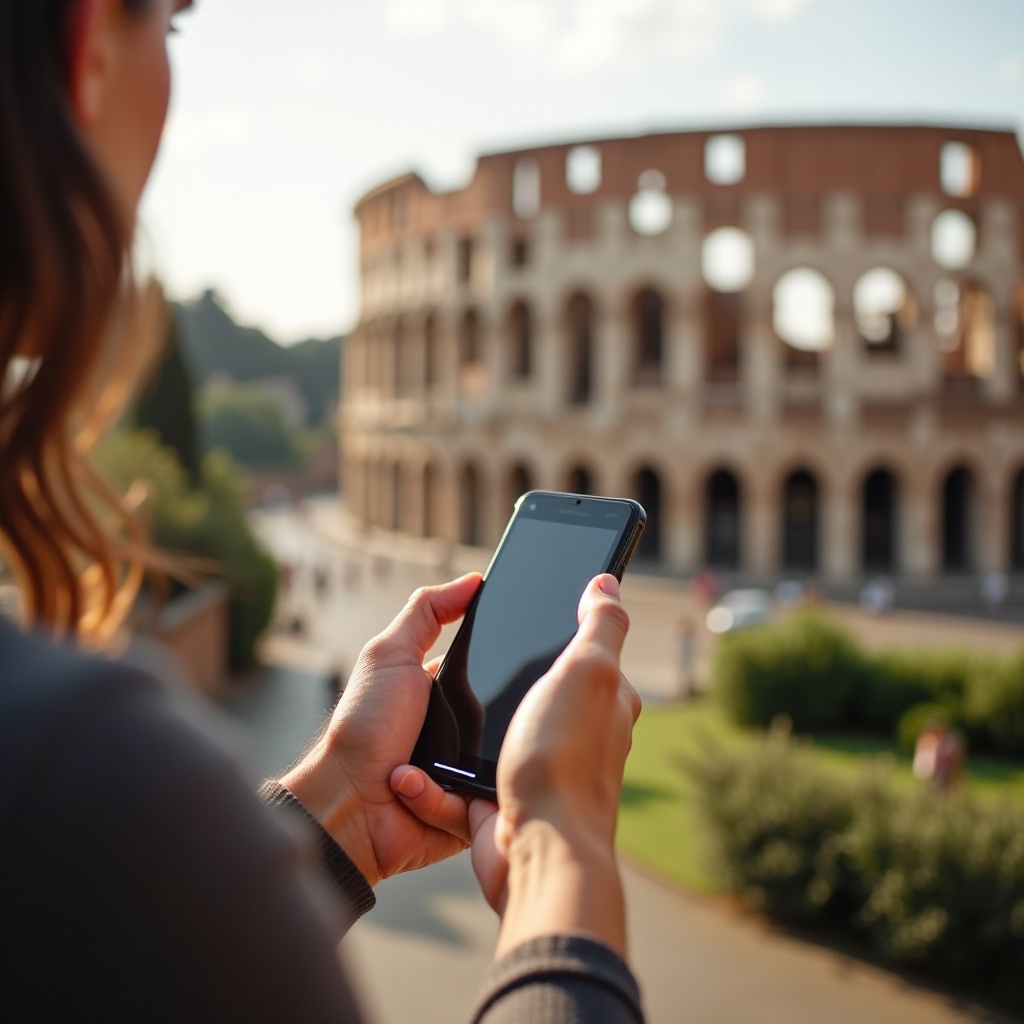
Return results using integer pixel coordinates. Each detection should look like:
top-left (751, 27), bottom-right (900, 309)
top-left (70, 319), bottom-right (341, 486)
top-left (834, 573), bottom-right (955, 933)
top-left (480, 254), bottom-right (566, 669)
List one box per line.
top-left (395, 768), bottom-right (425, 799)
top-left (598, 574), bottom-right (620, 598)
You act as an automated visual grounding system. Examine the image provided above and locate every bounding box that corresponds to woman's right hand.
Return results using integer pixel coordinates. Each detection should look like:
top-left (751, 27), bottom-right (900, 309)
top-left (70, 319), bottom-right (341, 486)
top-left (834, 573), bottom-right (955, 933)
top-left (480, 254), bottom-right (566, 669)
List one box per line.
top-left (469, 573), bottom-right (641, 959)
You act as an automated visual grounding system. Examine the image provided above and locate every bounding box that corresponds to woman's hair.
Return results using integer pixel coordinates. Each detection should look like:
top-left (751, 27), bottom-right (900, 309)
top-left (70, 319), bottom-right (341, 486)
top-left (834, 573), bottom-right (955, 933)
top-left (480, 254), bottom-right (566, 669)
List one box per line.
top-left (0, 0), bottom-right (163, 642)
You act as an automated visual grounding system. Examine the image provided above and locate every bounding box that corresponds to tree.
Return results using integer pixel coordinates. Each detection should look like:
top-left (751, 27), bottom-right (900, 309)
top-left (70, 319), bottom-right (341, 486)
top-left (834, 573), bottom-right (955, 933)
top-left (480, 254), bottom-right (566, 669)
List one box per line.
top-left (132, 305), bottom-right (202, 485)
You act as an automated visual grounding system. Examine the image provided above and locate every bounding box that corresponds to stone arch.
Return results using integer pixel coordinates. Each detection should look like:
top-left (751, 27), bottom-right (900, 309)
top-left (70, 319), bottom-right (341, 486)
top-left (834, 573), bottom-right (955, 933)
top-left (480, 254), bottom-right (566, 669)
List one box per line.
top-left (782, 468), bottom-right (820, 572)
top-left (632, 465), bottom-right (663, 563)
top-left (565, 291), bottom-right (595, 405)
top-left (565, 463), bottom-right (595, 496)
top-left (941, 464), bottom-right (975, 571)
top-left (423, 311), bottom-right (437, 389)
top-left (1012, 466), bottom-right (1024, 571)
top-left (631, 287), bottom-right (665, 385)
top-left (861, 467), bottom-right (899, 572)
top-left (422, 460), bottom-right (437, 538)
top-left (772, 266), bottom-right (836, 372)
top-left (507, 461), bottom-right (534, 512)
top-left (705, 468), bottom-right (742, 570)
top-left (852, 267), bottom-right (917, 355)
top-left (507, 300), bottom-right (533, 380)
top-left (458, 462), bottom-right (483, 546)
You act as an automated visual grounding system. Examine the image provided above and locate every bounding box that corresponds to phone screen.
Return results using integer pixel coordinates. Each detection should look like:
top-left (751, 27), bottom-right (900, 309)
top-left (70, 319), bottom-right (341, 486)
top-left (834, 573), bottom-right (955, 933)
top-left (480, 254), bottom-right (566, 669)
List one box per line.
top-left (412, 492), bottom-right (644, 796)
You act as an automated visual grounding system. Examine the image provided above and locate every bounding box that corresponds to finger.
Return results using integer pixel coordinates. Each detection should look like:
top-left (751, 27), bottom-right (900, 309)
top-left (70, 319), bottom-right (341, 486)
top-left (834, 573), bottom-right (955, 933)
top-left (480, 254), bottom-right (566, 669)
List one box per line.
top-left (574, 574), bottom-right (630, 660)
top-left (390, 766), bottom-right (472, 844)
top-left (467, 796), bottom-right (499, 841)
top-left (376, 573), bottom-right (482, 660)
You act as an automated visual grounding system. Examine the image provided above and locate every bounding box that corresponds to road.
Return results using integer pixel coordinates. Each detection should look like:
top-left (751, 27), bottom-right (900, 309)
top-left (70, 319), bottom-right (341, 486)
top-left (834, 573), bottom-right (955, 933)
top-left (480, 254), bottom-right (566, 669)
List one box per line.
top-left (231, 500), bottom-right (1020, 1024)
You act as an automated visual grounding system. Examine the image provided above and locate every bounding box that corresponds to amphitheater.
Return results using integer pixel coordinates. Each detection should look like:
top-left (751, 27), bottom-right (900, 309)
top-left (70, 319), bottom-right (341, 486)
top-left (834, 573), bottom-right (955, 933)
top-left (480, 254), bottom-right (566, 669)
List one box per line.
top-left (340, 124), bottom-right (1024, 583)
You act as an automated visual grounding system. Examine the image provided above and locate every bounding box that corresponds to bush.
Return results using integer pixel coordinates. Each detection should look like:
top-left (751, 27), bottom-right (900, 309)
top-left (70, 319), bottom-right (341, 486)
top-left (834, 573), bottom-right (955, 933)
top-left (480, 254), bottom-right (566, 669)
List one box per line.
top-left (896, 702), bottom-right (956, 755)
top-left (687, 725), bottom-right (856, 919)
top-left (95, 431), bottom-right (277, 671)
top-left (965, 649), bottom-right (1024, 758)
top-left (689, 732), bottom-right (1024, 1008)
top-left (713, 611), bottom-right (869, 732)
top-left (856, 648), bottom-right (974, 734)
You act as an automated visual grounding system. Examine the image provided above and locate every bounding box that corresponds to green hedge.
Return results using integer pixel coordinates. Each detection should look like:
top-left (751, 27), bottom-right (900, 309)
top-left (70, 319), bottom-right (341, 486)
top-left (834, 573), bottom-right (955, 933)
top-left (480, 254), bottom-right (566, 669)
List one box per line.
top-left (95, 431), bottom-right (277, 671)
top-left (689, 729), bottom-right (1024, 1007)
top-left (712, 611), bottom-right (1024, 757)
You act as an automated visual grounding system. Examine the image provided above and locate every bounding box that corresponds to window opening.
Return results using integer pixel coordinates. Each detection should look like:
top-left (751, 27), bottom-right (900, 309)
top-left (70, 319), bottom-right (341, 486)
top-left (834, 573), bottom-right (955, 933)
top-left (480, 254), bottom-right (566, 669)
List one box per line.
top-left (459, 464), bottom-right (482, 546)
top-left (457, 236), bottom-right (474, 284)
top-left (629, 170), bottom-right (672, 236)
top-left (567, 465), bottom-right (593, 495)
top-left (931, 210), bottom-right (976, 269)
top-left (705, 470), bottom-right (741, 569)
top-left (508, 301), bottom-right (533, 380)
top-left (936, 280), bottom-right (996, 381)
top-left (566, 293), bottom-right (594, 404)
top-left (633, 468), bottom-right (662, 562)
top-left (782, 470), bottom-right (819, 572)
top-left (566, 145), bottom-right (602, 195)
top-left (702, 227), bottom-right (754, 293)
top-left (512, 158), bottom-right (541, 220)
top-left (942, 467), bottom-right (973, 572)
top-left (773, 268), bottom-right (835, 354)
top-left (862, 469), bottom-right (897, 572)
top-left (854, 268), bottom-right (916, 353)
top-left (633, 289), bottom-right (664, 385)
top-left (940, 142), bottom-right (978, 197)
top-left (423, 313), bottom-right (436, 388)
top-left (422, 462), bottom-right (436, 538)
top-left (706, 290), bottom-right (743, 383)
top-left (705, 135), bottom-right (745, 186)
top-left (510, 237), bottom-right (529, 268)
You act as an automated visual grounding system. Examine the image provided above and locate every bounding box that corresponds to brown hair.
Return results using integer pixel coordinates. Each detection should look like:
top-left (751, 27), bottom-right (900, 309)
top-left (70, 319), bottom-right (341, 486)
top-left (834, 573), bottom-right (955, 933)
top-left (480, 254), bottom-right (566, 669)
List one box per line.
top-left (0, 0), bottom-right (163, 642)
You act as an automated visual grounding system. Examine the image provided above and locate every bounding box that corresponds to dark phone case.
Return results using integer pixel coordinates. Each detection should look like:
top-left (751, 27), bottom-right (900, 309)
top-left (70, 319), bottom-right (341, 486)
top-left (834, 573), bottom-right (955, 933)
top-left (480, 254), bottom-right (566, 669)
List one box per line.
top-left (411, 492), bottom-right (646, 799)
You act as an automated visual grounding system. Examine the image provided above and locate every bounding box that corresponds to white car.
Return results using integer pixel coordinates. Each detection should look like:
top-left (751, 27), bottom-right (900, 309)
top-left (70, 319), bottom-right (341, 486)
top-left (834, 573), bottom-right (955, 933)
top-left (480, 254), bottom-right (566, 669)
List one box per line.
top-left (705, 588), bottom-right (774, 634)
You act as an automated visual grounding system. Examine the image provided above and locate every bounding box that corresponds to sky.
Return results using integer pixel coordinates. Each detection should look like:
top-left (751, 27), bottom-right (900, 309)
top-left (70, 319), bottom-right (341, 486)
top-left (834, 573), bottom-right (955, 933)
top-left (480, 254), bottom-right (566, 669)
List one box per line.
top-left (139, 0), bottom-right (1024, 344)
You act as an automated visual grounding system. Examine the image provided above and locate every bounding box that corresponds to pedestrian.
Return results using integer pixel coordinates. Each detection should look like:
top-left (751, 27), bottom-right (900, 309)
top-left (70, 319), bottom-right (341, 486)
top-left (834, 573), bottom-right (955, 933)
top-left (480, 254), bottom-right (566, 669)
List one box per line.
top-left (0, 3), bottom-right (643, 1022)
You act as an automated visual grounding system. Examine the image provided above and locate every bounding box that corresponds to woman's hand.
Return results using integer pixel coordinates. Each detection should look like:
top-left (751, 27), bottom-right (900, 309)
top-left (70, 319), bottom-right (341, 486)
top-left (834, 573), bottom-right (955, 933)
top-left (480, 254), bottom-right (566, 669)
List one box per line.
top-left (468, 574), bottom-right (641, 958)
top-left (279, 573), bottom-right (481, 887)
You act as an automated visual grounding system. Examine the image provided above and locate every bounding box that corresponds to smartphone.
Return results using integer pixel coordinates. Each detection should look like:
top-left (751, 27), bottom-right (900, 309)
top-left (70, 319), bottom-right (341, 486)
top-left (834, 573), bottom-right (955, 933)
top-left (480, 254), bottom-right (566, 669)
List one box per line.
top-left (410, 490), bottom-right (646, 799)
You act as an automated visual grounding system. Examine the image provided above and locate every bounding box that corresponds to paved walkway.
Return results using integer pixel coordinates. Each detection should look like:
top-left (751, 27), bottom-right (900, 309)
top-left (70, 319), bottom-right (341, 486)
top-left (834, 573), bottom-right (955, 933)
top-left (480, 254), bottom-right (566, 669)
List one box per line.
top-left (224, 502), bottom-right (1022, 1024)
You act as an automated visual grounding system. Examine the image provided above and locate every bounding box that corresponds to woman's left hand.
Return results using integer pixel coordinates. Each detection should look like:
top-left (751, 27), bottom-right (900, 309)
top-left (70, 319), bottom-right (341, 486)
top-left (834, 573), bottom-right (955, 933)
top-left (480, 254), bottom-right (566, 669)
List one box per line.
top-left (279, 573), bottom-right (481, 887)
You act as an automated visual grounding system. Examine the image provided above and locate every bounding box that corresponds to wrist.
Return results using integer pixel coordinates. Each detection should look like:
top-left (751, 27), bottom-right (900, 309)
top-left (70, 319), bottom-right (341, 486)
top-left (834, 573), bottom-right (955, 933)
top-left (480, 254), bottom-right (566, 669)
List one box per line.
top-left (279, 737), bottom-right (380, 887)
top-left (496, 817), bottom-right (626, 959)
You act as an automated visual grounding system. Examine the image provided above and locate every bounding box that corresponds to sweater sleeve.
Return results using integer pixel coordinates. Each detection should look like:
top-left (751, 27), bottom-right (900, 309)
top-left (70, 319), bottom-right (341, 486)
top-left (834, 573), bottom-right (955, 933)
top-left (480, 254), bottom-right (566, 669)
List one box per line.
top-left (258, 778), bottom-right (376, 931)
top-left (0, 657), bottom-right (367, 1024)
top-left (471, 935), bottom-right (645, 1024)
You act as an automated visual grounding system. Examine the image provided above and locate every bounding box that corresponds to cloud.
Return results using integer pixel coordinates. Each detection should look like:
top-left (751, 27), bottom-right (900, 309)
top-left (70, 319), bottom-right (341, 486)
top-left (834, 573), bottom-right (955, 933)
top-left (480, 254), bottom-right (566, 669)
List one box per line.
top-left (726, 72), bottom-right (767, 113)
top-left (382, 0), bottom-right (813, 73)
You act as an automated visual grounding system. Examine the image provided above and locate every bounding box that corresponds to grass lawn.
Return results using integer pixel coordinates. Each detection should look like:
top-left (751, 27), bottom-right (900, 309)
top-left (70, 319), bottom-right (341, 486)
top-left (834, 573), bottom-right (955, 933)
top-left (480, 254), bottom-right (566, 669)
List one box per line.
top-left (618, 697), bottom-right (1024, 893)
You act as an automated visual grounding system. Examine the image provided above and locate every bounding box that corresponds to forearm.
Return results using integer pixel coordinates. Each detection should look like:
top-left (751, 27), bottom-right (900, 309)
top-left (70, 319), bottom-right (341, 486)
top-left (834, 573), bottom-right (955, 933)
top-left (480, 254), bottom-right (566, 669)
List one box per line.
top-left (497, 819), bottom-right (626, 960)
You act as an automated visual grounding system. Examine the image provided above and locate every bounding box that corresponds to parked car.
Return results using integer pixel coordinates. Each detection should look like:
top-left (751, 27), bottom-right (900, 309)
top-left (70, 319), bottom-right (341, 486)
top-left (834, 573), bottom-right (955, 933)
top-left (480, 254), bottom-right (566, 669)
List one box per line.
top-left (705, 588), bottom-right (774, 634)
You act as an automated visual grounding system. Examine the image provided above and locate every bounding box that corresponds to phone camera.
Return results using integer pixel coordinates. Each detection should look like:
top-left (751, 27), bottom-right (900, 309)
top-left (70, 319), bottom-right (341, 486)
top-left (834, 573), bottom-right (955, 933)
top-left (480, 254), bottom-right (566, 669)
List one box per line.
top-left (528, 502), bottom-right (536, 511)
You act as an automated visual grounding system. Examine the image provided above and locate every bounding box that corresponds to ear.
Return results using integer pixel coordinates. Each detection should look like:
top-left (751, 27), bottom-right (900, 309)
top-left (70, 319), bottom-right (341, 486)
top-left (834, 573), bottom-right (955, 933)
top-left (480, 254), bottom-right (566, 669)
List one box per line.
top-left (64, 0), bottom-right (118, 127)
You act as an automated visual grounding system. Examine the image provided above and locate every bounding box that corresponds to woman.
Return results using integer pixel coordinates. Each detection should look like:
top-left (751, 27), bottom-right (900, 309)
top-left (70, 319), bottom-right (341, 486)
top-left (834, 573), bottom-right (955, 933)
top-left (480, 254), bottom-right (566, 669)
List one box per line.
top-left (0, 2), bottom-right (645, 1022)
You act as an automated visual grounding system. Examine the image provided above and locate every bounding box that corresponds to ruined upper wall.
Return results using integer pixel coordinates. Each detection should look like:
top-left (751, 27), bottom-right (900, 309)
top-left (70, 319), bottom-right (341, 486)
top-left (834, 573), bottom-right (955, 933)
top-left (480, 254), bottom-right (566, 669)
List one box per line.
top-left (354, 124), bottom-right (1024, 259)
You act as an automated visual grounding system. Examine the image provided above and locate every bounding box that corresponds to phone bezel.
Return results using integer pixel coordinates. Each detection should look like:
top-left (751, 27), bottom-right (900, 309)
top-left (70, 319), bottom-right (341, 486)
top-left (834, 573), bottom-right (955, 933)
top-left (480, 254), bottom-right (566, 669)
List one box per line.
top-left (412, 490), bottom-right (646, 799)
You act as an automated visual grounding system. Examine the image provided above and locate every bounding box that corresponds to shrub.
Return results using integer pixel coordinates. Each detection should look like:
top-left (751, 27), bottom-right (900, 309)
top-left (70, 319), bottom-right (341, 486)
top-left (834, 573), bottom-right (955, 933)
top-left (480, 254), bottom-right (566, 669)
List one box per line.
top-left (689, 732), bottom-right (1024, 1008)
top-left (856, 648), bottom-right (973, 734)
top-left (687, 725), bottom-right (856, 920)
top-left (95, 432), bottom-right (277, 671)
top-left (713, 610), bottom-right (869, 732)
top-left (965, 648), bottom-right (1024, 758)
top-left (896, 702), bottom-right (956, 755)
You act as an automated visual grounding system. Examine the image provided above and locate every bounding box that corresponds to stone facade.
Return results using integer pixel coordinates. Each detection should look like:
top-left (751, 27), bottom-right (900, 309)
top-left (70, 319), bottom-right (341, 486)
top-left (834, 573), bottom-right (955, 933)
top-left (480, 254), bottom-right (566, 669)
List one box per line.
top-left (342, 124), bottom-right (1024, 581)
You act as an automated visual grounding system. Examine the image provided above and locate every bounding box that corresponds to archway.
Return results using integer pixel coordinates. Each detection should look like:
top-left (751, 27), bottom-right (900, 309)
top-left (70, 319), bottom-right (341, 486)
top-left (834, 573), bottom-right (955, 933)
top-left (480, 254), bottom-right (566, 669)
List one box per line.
top-left (632, 288), bottom-right (664, 385)
top-left (566, 293), bottom-right (595, 405)
top-left (782, 469), bottom-right (819, 572)
top-left (705, 469), bottom-right (741, 569)
top-left (459, 463), bottom-right (482, 546)
top-left (862, 468), bottom-right (898, 572)
top-left (421, 462), bottom-right (436, 538)
top-left (942, 466), bottom-right (974, 571)
top-left (507, 462), bottom-right (533, 512)
top-left (633, 467), bottom-right (662, 563)
top-left (566, 464), bottom-right (593, 496)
